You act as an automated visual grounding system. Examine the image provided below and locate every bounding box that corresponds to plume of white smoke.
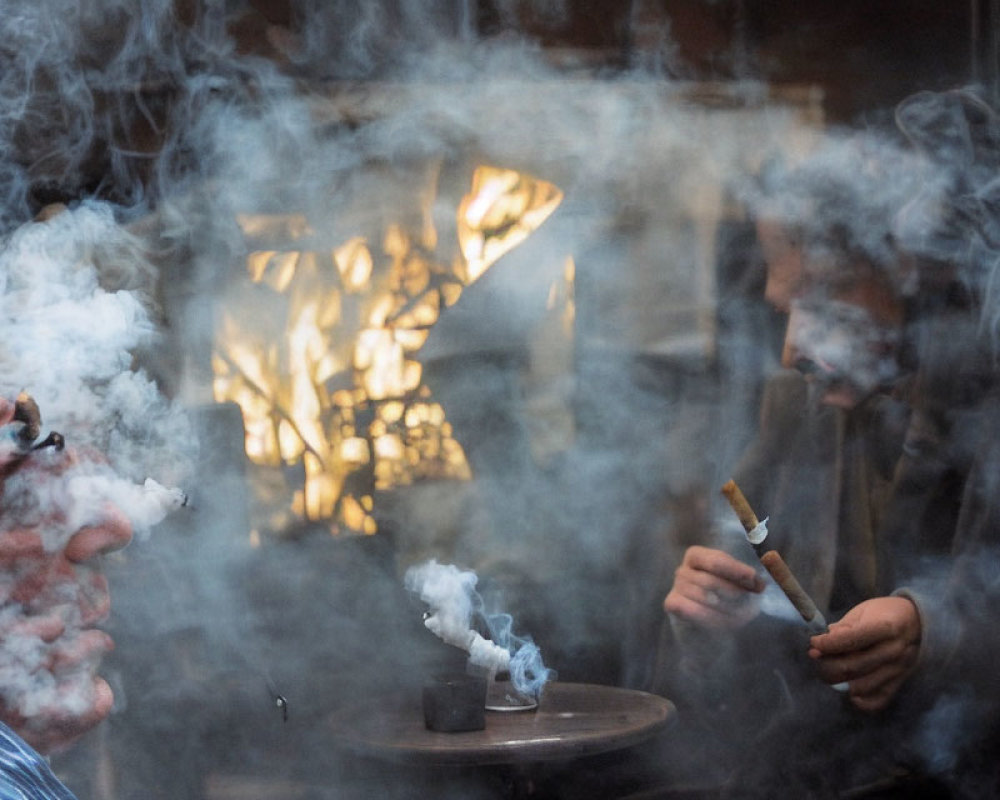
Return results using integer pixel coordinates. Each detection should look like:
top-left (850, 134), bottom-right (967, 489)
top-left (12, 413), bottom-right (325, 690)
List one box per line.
top-left (10, 1), bottom-right (998, 796)
top-left (0, 203), bottom-right (194, 534)
top-left (404, 558), bottom-right (554, 697)
top-left (0, 199), bottom-right (193, 755)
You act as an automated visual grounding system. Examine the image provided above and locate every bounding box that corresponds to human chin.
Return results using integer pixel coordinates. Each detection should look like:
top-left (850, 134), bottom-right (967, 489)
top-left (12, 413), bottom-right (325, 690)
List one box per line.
top-left (818, 383), bottom-right (863, 409)
top-left (814, 368), bottom-right (884, 408)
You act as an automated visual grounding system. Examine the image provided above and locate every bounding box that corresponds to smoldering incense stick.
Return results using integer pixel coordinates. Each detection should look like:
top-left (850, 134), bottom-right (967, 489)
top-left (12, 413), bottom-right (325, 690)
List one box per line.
top-left (720, 479), bottom-right (828, 634)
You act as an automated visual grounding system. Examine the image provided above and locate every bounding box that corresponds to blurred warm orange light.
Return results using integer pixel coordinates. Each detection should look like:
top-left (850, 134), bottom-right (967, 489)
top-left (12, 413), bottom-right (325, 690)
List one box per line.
top-left (214, 165), bottom-right (563, 534)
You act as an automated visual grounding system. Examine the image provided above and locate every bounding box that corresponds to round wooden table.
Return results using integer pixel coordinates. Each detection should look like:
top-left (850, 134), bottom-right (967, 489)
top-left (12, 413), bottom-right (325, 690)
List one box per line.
top-left (328, 682), bottom-right (675, 767)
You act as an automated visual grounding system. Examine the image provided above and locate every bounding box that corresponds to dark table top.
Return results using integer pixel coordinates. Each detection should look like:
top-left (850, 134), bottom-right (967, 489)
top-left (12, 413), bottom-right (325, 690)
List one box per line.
top-left (328, 682), bottom-right (675, 766)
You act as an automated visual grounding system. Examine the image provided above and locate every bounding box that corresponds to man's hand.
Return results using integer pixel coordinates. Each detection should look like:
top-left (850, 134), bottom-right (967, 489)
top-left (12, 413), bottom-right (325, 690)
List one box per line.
top-left (0, 504), bottom-right (131, 753)
top-left (664, 546), bottom-right (766, 630)
top-left (809, 596), bottom-right (921, 713)
top-left (0, 395), bottom-right (133, 752)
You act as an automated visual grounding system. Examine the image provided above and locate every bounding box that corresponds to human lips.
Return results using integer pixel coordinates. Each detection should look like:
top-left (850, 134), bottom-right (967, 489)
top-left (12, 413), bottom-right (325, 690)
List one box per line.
top-left (790, 355), bottom-right (859, 405)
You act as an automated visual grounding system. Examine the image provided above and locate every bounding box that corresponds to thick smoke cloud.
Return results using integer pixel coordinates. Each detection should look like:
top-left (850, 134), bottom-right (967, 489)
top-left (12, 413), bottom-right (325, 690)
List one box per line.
top-left (0, 205), bottom-right (193, 488)
top-left (404, 558), bottom-right (554, 697)
top-left (0, 2), bottom-right (827, 796)
top-left (0, 1), bottom-right (995, 798)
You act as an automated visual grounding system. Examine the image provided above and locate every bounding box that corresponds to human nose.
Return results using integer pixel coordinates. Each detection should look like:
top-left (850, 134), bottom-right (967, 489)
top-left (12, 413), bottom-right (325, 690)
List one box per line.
top-left (765, 268), bottom-right (795, 313)
top-left (63, 506), bottom-right (133, 564)
top-left (781, 305), bottom-right (832, 378)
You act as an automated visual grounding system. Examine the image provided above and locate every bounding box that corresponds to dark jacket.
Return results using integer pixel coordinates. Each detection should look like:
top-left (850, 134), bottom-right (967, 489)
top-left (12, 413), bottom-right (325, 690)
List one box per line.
top-left (659, 354), bottom-right (1000, 797)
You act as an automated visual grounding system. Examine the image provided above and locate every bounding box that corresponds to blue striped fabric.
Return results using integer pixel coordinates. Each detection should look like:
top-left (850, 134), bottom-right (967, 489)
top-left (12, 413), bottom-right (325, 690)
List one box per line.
top-left (0, 723), bottom-right (76, 799)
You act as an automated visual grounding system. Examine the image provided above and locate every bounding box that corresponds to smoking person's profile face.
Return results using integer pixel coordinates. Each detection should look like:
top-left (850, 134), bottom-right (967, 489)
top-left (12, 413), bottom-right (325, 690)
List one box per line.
top-left (757, 220), bottom-right (904, 408)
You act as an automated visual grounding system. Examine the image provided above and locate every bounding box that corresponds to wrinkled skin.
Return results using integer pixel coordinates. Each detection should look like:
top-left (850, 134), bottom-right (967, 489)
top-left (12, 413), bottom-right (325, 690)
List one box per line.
top-left (0, 397), bottom-right (132, 753)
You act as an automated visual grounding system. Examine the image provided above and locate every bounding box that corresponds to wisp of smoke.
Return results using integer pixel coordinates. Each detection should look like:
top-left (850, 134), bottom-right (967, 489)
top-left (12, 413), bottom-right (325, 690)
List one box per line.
top-left (0, 200), bottom-right (194, 734)
top-left (0, 202), bottom-right (195, 513)
top-left (404, 558), bottom-right (554, 697)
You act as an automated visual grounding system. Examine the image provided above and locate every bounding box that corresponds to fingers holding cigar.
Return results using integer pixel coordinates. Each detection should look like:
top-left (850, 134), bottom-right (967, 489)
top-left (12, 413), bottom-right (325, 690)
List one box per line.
top-left (808, 596), bottom-right (921, 712)
top-left (686, 546), bottom-right (766, 589)
top-left (665, 545), bottom-right (766, 630)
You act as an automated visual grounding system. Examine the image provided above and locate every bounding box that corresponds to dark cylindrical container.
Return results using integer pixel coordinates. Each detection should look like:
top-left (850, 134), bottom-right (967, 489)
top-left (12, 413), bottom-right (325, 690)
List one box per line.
top-left (422, 673), bottom-right (488, 732)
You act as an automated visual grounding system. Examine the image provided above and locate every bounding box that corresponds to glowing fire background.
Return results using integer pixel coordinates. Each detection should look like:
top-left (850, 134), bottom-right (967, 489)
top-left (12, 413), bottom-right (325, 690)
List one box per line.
top-left (0, 1), bottom-right (992, 798)
top-left (214, 165), bottom-right (563, 536)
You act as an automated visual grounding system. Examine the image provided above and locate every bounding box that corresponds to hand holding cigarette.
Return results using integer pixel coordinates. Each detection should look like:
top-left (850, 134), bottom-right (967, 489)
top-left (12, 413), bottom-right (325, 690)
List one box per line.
top-left (0, 394), bottom-right (133, 753)
top-left (808, 596), bottom-right (921, 713)
top-left (664, 545), bottom-right (766, 630)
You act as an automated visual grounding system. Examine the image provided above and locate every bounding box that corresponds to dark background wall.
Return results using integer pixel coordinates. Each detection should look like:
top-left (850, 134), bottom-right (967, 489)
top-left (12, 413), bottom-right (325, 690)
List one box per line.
top-left (471, 0), bottom-right (988, 123)
top-left (11, 0), bottom-right (990, 221)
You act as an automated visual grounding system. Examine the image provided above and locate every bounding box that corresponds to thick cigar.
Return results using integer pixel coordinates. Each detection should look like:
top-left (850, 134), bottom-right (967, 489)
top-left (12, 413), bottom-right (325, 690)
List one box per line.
top-left (720, 479), bottom-right (759, 533)
top-left (720, 479), bottom-right (841, 688)
top-left (760, 557), bottom-right (844, 688)
top-left (721, 478), bottom-right (828, 634)
top-left (759, 550), bottom-right (827, 633)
